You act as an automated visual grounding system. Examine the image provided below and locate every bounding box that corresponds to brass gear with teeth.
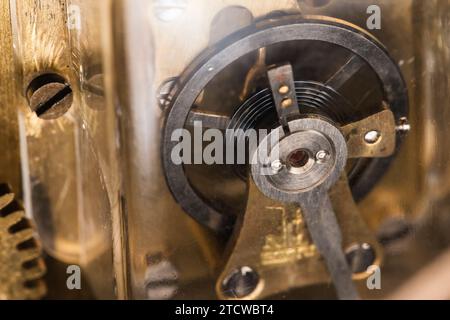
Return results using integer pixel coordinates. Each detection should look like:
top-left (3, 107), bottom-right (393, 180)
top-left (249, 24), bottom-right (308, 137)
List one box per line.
top-left (0, 185), bottom-right (46, 300)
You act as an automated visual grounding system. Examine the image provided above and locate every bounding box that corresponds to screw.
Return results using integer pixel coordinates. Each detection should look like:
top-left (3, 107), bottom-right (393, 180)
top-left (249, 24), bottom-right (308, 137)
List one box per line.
top-left (271, 159), bottom-right (284, 173)
top-left (154, 0), bottom-right (188, 22)
top-left (281, 98), bottom-right (293, 109)
top-left (345, 243), bottom-right (376, 274)
top-left (315, 150), bottom-right (330, 163)
top-left (396, 117), bottom-right (411, 133)
top-left (26, 73), bottom-right (73, 120)
top-left (364, 130), bottom-right (381, 144)
top-left (157, 77), bottom-right (178, 110)
top-left (145, 253), bottom-right (179, 300)
top-left (278, 85), bottom-right (290, 95)
top-left (221, 266), bottom-right (259, 299)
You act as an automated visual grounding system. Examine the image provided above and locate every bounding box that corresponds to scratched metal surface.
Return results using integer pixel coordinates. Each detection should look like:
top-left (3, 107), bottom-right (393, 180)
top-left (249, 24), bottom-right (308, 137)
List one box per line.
top-left (0, 1), bottom-right (21, 195)
top-left (1, 0), bottom-right (449, 300)
top-left (9, 0), bottom-right (116, 298)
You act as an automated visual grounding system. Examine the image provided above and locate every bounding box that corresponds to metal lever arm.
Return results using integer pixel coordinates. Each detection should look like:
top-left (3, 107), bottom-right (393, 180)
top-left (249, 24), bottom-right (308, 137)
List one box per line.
top-left (298, 190), bottom-right (359, 300)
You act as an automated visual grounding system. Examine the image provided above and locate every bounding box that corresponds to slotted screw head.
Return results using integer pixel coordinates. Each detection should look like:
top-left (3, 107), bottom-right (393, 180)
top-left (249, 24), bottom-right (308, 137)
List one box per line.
top-left (26, 73), bottom-right (73, 120)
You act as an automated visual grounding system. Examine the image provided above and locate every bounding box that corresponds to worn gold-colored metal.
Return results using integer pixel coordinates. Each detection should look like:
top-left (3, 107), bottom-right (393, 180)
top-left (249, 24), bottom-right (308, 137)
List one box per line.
top-left (216, 174), bottom-right (380, 299)
top-left (0, 0), bottom-right (46, 300)
top-left (261, 207), bottom-right (318, 267)
top-left (0, 190), bottom-right (46, 300)
top-left (0, 0), bottom-right (21, 194)
top-left (6, 0), bottom-right (119, 299)
top-left (342, 109), bottom-right (396, 159)
top-left (1, 0), bottom-right (447, 300)
top-left (10, 0), bottom-right (80, 263)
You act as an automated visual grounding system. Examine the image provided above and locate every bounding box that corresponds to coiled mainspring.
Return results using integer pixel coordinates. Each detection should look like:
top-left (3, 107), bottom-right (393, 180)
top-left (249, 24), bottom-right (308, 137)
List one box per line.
top-left (228, 81), bottom-right (354, 140)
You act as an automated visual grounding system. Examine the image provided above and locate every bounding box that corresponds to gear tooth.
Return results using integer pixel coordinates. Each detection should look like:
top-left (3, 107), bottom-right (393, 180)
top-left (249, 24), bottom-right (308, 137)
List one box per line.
top-left (19, 247), bottom-right (42, 263)
top-left (0, 188), bottom-right (46, 300)
top-left (1, 211), bottom-right (25, 229)
top-left (12, 228), bottom-right (35, 245)
top-left (23, 265), bottom-right (46, 281)
top-left (24, 281), bottom-right (47, 300)
top-left (0, 193), bottom-right (14, 211)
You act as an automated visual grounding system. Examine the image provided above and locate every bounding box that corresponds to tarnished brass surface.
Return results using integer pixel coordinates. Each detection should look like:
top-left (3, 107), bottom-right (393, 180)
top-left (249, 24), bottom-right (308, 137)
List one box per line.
top-left (10, 0), bottom-right (79, 263)
top-left (216, 174), bottom-right (380, 299)
top-left (342, 109), bottom-right (396, 159)
top-left (5, 0), bottom-right (117, 298)
top-left (260, 207), bottom-right (318, 267)
top-left (0, 0), bottom-right (21, 194)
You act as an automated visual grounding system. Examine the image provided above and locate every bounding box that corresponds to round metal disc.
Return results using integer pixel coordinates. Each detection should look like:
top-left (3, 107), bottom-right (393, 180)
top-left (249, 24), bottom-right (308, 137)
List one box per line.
top-left (251, 117), bottom-right (348, 203)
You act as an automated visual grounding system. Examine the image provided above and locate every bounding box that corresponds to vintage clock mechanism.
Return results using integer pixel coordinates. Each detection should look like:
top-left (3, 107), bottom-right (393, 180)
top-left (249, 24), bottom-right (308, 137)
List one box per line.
top-left (161, 14), bottom-right (408, 299)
